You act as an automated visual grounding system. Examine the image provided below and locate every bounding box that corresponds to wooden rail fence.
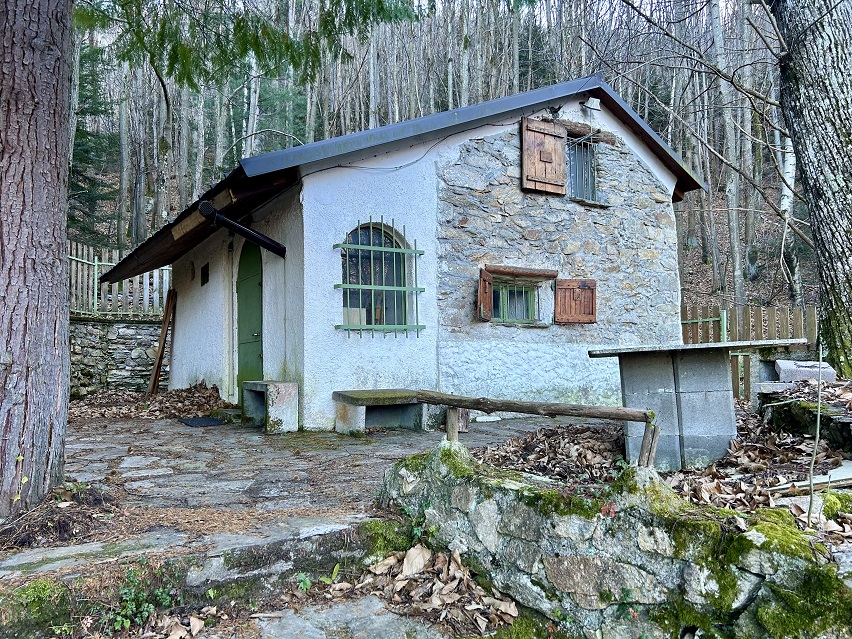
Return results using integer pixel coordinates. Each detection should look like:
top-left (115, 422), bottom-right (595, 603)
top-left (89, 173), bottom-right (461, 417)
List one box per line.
top-left (68, 241), bottom-right (170, 318)
top-left (681, 304), bottom-right (819, 401)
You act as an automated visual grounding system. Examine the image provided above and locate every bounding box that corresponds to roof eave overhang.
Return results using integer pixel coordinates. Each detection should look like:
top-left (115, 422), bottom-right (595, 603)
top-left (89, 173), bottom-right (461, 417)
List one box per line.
top-left (99, 167), bottom-right (298, 283)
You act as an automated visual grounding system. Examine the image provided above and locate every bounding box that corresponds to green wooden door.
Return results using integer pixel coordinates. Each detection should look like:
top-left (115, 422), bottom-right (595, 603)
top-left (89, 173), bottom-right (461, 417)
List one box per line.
top-left (237, 243), bottom-right (263, 404)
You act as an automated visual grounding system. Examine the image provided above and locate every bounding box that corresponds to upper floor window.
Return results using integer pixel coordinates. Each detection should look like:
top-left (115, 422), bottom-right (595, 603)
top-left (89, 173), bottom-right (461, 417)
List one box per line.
top-left (568, 139), bottom-right (597, 202)
top-left (334, 220), bottom-right (425, 336)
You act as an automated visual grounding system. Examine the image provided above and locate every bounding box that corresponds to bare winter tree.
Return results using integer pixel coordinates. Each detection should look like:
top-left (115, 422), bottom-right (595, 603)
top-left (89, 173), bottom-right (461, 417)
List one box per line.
top-left (0, 0), bottom-right (72, 517)
top-left (768, 0), bottom-right (852, 375)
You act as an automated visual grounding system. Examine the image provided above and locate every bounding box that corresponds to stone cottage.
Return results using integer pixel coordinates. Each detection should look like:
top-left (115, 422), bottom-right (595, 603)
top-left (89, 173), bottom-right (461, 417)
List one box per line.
top-left (102, 73), bottom-right (704, 432)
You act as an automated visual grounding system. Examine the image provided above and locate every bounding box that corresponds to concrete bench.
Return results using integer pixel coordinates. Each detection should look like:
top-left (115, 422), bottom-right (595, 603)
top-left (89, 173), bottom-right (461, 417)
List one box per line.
top-left (589, 339), bottom-right (806, 471)
top-left (242, 381), bottom-right (299, 433)
top-left (332, 389), bottom-right (427, 434)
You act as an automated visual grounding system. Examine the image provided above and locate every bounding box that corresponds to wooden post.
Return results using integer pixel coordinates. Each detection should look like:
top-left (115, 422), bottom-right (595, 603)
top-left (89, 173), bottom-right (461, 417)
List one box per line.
top-left (711, 305), bottom-right (721, 343)
top-left (446, 407), bottom-right (460, 442)
top-left (700, 305), bottom-right (709, 343)
top-left (805, 306), bottom-right (818, 348)
top-left (148, 289), bottom-right (176, 395)
top-left (768, 307), bottom-right (778, 340)
top-left (681, 305), bottom-right (689, 343)
top-left (793, 307), bottom-right (804, 350)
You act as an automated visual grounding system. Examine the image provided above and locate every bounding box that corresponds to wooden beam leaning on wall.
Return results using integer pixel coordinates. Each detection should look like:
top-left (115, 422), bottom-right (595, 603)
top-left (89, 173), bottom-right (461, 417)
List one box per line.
top-left (148, 289), bottom-right (176, 395)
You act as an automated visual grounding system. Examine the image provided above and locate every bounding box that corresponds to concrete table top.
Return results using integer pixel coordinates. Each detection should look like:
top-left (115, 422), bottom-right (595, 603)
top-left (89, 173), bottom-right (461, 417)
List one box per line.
top-left (588, 338), bottom-right (807, 358)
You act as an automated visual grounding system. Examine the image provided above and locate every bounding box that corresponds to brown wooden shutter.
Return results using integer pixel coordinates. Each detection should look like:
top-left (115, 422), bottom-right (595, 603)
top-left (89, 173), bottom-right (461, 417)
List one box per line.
top-left (521, 117), bottom-right (567, 195)
top-left (478, 269), bottom-right (493, 321)
top-left (554, 279), bottom-right (597, 324)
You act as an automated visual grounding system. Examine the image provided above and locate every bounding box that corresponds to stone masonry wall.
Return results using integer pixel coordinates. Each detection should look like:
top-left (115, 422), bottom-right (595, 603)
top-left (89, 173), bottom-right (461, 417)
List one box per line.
top-left (386, 443), bottom-right (852, 639)
top-left (70, 318), bottom-right (170, 397)
top-left (435, 121), bottom-right (681, 405)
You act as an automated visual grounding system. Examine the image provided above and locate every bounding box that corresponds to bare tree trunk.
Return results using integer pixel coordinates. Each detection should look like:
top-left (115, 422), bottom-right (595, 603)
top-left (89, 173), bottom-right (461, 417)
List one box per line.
top-left (709, 0), bottom-right (745, 309)
top-left (244, 55), bottom-right (261, 156)
top-left (777, 135), bottom-right (802, 306)
top-left (117, 63), bottom-right (130, 248)
top-left (177, 87), bottom-right (190, 210)
top-left (769, 0), bottom-right (852, 375)
top-left (151, 79), bottom-right (171, 232)
top-left (0, 0), bottom-right (71, 517)
top-left (368, 31), bottom-right (379, 128)
top-left (214, 86), bottom-right (227, 178)
top-left (68, 29), bottom-right (82, 170)
top-left (192, 85), bottom-right (206, 199)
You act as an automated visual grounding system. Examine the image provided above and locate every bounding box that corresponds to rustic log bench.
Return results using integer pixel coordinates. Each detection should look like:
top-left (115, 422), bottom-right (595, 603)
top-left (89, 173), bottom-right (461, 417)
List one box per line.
top-left (332, 389), bottom-right (428, 434)
top-left (588, 339), bottom-right (806, 471)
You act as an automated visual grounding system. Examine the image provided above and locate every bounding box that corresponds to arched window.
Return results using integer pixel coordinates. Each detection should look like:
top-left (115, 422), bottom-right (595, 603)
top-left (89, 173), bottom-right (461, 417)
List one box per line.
top-left (334, 220), bottom-right (424, 335)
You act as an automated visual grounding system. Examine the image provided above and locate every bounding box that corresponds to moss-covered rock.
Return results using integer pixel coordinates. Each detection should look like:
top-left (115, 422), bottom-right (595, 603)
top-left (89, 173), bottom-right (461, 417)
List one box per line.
top-left (383, 442), bottom-right (852, 639)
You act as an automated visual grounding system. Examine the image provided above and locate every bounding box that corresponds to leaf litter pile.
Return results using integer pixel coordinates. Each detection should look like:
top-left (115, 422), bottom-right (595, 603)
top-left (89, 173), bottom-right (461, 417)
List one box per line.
top-left (0, 484), bottom-right (120, 552)
top-left (468, 406), bottom-right (851, 533)
top-left (780, 378), bottom-right (852, 414)
top-left (68, 382), bottom-right (236, 421)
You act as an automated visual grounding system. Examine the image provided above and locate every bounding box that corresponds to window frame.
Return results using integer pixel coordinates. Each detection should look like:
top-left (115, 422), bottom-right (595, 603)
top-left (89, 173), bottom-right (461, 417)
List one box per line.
top-left (567, 138), bottom-right (599, 203)
top-left (492, 281), bottom-right (538, 324)
top-left (333, 219), bottom-right (425, 336)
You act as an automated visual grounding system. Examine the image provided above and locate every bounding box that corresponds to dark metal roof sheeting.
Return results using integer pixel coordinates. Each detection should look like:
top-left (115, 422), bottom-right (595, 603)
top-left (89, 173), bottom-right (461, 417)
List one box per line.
top-left (101, 73), bottom-right (705, 283)
top-left (240, 73), bottom-right (705, 195)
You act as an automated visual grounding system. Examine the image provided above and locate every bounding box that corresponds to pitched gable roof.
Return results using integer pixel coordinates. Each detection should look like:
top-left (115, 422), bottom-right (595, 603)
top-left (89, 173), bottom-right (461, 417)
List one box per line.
top-left (101, 73), bottom-right (705, 283)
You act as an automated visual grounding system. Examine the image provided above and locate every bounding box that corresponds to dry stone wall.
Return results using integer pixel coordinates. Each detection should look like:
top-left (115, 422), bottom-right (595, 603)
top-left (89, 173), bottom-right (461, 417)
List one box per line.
top-left (70, 318), bottom-right (170, 397)
top-left (435, 123), bottom-right (681, 405)
top-left (386, 442), bottom-right (852, 639)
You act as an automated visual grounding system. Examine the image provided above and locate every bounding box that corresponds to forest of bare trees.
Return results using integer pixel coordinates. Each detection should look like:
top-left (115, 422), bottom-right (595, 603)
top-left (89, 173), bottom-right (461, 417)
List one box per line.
top-left (70, 0), bottom-right (816, 313)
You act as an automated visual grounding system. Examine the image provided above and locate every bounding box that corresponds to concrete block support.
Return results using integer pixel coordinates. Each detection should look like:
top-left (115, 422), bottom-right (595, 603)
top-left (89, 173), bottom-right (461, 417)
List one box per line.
top-left (620, 352), bottom-right (680, 471)
top-left (335, 403), bottom-right (367, 434)
top-left (243, 381), bottom-right (299, 433)
top-left (775, 359), bottom-right (837, 383)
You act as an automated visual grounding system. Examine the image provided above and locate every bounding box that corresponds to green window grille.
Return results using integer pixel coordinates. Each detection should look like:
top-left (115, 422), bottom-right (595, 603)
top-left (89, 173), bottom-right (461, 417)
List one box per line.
top-left (568, 139), bottom-right (597, 202)
top-left (493, 282), bottom-right (536, 323)
top-left (333, 217), bottom-right (425, 336)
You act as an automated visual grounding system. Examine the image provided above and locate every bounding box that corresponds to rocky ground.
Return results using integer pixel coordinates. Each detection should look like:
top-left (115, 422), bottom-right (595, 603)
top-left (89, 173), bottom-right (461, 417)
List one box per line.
top-left (3, 382), bottom-right (852, 638)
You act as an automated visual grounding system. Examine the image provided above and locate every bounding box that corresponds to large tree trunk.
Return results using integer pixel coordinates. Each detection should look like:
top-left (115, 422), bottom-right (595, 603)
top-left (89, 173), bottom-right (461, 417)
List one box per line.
top-left (0, 0), bottom-right (71, 518)
top-left (769, 0), bottom-right (852, 376)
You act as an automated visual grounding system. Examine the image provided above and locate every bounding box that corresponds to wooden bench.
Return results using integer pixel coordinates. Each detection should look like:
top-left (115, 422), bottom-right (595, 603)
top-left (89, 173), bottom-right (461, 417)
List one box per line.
top-left (332, 389), bottom-right (427, 434)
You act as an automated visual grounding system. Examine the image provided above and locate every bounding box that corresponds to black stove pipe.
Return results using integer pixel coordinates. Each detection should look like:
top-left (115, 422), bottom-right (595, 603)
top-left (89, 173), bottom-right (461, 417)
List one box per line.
top-left (198, 200), bottom-right (286, 260)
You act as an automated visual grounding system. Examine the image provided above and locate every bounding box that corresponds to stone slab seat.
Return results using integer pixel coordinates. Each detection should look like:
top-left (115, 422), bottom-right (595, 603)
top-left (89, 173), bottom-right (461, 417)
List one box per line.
top-left (332, 389), bottom-right (426, 434)
top-left (242, 381), bottom-right (299, 434)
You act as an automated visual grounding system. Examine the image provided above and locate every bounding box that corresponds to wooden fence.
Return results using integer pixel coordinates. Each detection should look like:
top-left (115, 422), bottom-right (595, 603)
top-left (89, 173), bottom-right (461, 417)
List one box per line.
top-left (68, 241), bottom-right (170, 318)
top-left (681, 304), bottom-right (819, 401)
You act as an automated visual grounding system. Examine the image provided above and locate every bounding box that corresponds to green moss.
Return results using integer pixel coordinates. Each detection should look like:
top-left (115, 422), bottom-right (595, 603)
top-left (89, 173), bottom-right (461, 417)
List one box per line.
top-left (0, 577), bottom-right (72, 638)
top-left (669, 518), bottom-right (723, 561)
top-left (748, 512), bottom-right (824, 562)
top-left (756, 565), bottom-right (852, 638)
top-left (395, 452), bottom-right (429, 474)
top-left (204, 577), bottom-right (263, 603)
top-left (359, 519), bottom-right (413, 558)
top-left (459, 607), bottom-right (577, 639)
top-left (440, 446), bottom-right (478, 479)
top-left (649, 597), bottom-right (720, 638)
top-left (518, 486), bottom-right (602, 520)
top-left (823, 490), bottom-right (852, 519)
top-left (608, 466), bottom-right (639, 495)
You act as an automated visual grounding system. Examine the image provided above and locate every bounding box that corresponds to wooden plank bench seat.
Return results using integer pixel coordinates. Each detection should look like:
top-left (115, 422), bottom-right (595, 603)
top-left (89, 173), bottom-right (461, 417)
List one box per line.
top-left (332, 389), bottom-right (426, 434)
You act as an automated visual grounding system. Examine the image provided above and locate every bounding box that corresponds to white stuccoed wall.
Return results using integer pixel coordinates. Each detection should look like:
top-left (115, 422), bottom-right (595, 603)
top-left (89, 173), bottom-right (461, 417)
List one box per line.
top-left (169, 95), bottom-right (685, 426)
top-left (170, 236), bottom-right (232, 393)
top-left (298, 146), bottom-right (442, 430)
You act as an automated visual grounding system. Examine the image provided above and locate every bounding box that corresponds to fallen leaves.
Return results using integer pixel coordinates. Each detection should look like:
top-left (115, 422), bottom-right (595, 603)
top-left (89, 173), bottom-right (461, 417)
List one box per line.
top-left (142, 607), bottom-right (229, 639)
top-left (472, 423), bottom-right (624, 484)
top-left (360, 546), bottom-right (518, 636)
top-left (68, 383), bottom-right (237, 421)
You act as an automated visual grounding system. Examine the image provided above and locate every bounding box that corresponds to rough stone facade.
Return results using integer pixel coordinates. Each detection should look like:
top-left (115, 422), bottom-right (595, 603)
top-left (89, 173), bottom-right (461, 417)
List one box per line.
top-left (386, 443), bottom-right (852, 638)
top-left (70, 318), bottom-right (170, 397)
top-left (435, 123), bottom-right (681, 405)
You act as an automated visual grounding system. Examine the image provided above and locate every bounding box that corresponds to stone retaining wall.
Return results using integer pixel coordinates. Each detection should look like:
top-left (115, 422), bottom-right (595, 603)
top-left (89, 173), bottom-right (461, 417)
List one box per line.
top-left (386, 442), bottom-right (852, 639)
top-left (70, 317), bottom-right (170, 398)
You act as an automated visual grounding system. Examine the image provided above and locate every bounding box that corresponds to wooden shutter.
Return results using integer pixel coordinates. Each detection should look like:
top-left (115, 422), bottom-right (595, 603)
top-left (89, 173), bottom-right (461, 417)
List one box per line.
top-left (554, 279), bottom-right (597, 324)
top-left (521, 117), bottom-right (567, 195)
top-left (478, 269), bottom-right (493, 321)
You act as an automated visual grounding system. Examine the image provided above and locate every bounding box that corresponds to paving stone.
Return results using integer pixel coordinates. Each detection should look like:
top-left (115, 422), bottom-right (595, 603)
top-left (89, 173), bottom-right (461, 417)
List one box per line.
top-left (255, 595), bottom-right (447, 639)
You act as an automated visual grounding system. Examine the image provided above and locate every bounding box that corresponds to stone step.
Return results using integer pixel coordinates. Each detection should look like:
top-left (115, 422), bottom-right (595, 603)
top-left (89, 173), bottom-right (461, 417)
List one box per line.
top-left (0, 514), bottom-right (369, 598)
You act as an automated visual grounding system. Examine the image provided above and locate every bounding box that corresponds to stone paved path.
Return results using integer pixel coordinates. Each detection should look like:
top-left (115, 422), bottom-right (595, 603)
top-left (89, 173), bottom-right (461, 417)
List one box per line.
top-left (3, 417), bottom-right (563, 636)
top-left (64, 417), bottom-right (549, 513)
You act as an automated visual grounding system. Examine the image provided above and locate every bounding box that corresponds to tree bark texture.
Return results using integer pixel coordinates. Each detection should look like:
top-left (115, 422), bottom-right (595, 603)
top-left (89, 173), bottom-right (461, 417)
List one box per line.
top-left (0, 0), bottom-right (71, 517)
top-left (770, 0), bottom-right (852, 376)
